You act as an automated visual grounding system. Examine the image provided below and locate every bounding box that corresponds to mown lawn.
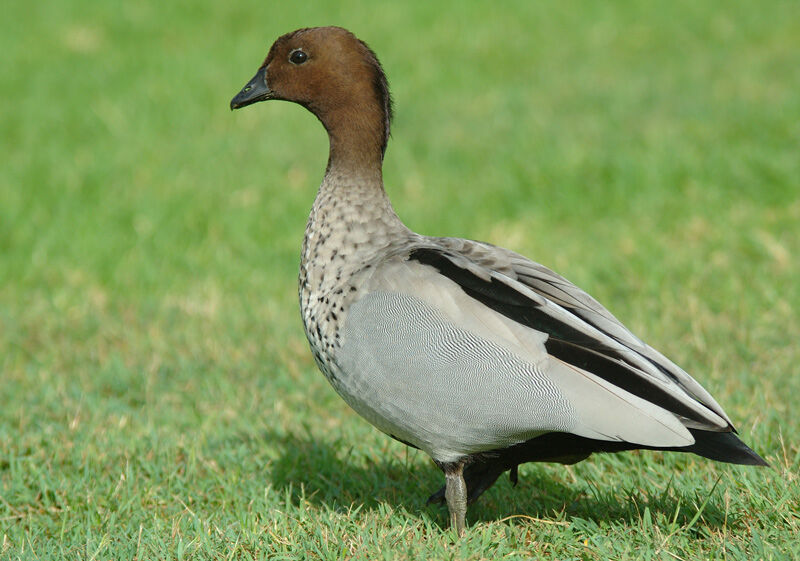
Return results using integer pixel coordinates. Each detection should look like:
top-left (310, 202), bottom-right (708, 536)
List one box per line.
top-left (1, 1), bottom-right (798, 559)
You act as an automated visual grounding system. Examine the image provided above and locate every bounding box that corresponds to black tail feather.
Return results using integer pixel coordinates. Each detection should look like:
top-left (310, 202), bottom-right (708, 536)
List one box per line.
top-left (448, 429), bottom-right (769, 503)
top-left (681, 429), bottom-right (769, 466)
top-left (471, 429), bottom-right (769, 469)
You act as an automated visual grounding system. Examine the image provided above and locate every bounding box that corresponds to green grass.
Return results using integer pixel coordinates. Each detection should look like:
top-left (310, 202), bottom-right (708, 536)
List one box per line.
top-left (2, 0), bottom-right (799, 558)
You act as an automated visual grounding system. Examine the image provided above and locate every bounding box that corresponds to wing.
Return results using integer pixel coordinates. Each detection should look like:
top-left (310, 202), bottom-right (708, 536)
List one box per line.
top-left (431, 237), bottom-right (734, 428)
top-left (336, 242), bottom-right (732, 462)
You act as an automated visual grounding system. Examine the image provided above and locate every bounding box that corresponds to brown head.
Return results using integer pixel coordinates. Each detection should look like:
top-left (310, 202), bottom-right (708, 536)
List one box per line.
top-left (231, 27), bottom-right (393, 173)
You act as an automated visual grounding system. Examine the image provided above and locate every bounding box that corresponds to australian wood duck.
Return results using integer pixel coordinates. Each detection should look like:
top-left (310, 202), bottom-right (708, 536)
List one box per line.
top-left (230, 26), bottom-right (767, 536)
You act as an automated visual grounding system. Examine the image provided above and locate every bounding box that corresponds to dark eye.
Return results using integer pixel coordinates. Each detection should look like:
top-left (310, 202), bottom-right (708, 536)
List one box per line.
top-left (289, 49), bottom-right (308, 65)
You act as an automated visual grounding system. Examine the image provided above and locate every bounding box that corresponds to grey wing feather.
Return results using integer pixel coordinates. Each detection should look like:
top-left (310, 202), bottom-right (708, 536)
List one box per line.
top-left (340, 257), bottom-right (703, 462)
top-left (431, 237), bottom-right (734, 428)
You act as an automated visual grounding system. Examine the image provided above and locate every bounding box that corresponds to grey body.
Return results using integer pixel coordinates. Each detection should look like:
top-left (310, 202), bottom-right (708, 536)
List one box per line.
top-left (298, 172), bottom-right (730, 464)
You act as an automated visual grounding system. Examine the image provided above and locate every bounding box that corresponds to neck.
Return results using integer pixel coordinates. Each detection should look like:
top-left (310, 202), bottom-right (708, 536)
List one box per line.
top-left (319, 100), bottom-right (387, 181)
top-left (305, 98), bottom-right (407, 246)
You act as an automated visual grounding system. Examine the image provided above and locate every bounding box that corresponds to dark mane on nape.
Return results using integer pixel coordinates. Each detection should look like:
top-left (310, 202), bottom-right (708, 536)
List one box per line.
top-left (358, 38), bottom-right (394, 159)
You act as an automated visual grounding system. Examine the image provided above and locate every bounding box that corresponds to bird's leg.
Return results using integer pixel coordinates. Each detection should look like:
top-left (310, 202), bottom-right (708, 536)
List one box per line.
top-left (427, 461), bottom-right (505, 506)
top-left (443, 461), bottom-right (468, 537)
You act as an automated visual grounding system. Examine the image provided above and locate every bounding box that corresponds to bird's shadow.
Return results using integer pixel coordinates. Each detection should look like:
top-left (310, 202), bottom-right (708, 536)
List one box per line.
top-left (262, 428), bottom-right (740, 532)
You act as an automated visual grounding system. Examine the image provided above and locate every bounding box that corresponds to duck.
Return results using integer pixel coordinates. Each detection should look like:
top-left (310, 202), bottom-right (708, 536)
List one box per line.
top-left (230, 26), bottom-right (767, 536)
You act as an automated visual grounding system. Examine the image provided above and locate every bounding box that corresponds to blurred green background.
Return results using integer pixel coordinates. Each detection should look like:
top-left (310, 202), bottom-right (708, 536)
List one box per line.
top-left (1, 1), bottom-right (798, 558)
